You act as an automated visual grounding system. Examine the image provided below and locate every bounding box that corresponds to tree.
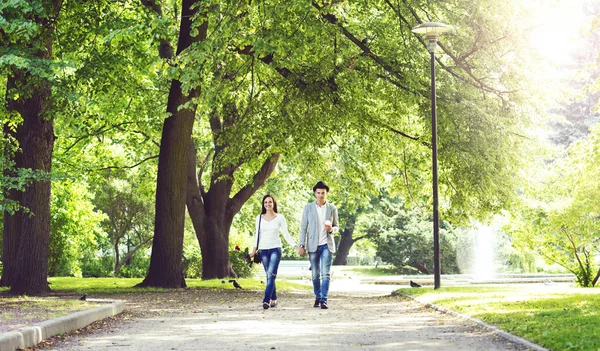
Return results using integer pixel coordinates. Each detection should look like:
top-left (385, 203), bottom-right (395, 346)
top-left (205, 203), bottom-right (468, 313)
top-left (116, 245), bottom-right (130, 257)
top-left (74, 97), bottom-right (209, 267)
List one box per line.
top-left (48, 180), bottom-right (106, 277)
top-left (138, 0), bottom-right (208, 288)
top-left (94, 178), bottom-right (153, 277)
top-left (507, 3), bottom-right (600, 287)
top-left (509, 124), bottom-right (600, 287)
top-left (1, 0), bottom-right (60, 295)
top-left (179, 0), bottom-right (546, 278)
top-left (367, 197), bottom-right (460, 274)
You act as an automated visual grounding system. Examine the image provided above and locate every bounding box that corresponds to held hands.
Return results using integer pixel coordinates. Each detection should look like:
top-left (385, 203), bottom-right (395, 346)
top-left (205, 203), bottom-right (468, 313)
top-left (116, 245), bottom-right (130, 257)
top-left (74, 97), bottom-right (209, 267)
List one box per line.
top-left (296, 246), bottom-right (306, 257)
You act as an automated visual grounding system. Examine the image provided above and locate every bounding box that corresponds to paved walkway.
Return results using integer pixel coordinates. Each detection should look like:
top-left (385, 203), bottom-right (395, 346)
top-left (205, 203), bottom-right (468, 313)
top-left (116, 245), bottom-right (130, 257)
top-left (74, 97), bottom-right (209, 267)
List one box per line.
top-left (46, 281), bottom-right (535, 351)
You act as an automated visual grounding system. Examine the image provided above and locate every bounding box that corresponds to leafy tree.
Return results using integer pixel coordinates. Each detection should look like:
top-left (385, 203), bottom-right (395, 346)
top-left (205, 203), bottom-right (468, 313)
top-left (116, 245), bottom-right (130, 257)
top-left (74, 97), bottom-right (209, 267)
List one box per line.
top-left (366, 197), bottom-right (460, 274)
top-left (93, 177), bottom-right (154, 277)
top-left (509, 124), bottom-right (600, 287)
top-left (1, 0), bottom-right (60, 295)
top-left (175, 0), bottom-right (545, 280)
top-left (2, 0), bottom-right (162, 292)
top-left (138, 0), bottom-right (208, 288)
top-left (48, 180), bottom-right (106, 277)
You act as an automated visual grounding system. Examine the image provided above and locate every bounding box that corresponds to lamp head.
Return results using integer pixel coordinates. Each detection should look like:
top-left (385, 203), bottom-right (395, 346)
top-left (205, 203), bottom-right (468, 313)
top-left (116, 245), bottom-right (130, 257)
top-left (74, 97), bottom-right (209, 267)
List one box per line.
top-left (412, 22), bottom-right (453, 53)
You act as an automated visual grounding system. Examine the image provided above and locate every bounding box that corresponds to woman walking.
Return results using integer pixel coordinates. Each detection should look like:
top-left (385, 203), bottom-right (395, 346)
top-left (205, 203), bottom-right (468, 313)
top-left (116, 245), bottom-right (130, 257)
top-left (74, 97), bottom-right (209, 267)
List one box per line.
top-left (250, 194), bottom-right (298, 309)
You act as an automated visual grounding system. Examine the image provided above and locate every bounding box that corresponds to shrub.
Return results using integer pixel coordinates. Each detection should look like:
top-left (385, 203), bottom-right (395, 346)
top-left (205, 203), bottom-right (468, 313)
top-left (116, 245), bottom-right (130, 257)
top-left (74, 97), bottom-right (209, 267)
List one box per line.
top-left (230, 246), bottom-right (254, 278)
top-left (183, 245), bottom-right (202, 278)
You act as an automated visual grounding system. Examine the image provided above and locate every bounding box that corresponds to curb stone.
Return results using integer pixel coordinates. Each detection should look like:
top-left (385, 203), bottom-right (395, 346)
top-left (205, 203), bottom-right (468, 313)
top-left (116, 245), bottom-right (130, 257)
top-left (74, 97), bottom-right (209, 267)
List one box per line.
top-left (394, 292), bottom-right (549, 351)
top-left (0, 300), bottom-right (125, 351)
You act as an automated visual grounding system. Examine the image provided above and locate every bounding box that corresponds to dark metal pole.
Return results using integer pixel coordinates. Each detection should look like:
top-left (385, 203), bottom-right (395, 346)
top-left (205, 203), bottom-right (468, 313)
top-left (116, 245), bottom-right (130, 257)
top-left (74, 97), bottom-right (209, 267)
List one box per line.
top-left (430, 50), bottom-right (441, 290)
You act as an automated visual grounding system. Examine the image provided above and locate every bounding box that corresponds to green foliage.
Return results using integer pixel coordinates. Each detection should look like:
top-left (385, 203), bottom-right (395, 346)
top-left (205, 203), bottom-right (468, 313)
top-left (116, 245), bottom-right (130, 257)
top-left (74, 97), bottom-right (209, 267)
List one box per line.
top-left (365, 197), bottom-right (460, 274)
top-left (14, 277), bottom-right (310, 295)
top-left (48, 179), bottom-right (107, 277)
top-left (396, 285), bottom-right (600, 351)
top-left (92, 176), bottom-right (154, 276)
top-left (509, 124), bottom-right (600, 287)
top-left (182, 245), bottom-right (202, 279)
top-left (79, 252), bottom-right (113, 278)
top-left (117, 254), bottom-right (149, 278)
top-left (229, 247), bottom-right (254, 278)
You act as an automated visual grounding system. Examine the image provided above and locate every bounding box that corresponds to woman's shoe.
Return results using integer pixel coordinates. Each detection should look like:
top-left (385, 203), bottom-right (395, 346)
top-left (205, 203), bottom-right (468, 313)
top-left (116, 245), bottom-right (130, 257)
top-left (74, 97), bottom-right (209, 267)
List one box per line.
top-left (262, 302), bottom-right (270, 309)
top-left (270, 300), bottom-right (278, 308)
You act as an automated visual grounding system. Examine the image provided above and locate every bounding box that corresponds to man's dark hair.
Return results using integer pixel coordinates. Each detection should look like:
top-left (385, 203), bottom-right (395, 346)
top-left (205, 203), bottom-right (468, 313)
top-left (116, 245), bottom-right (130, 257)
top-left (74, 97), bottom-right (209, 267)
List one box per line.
top-left (313, 181), bottom-right (330, 192)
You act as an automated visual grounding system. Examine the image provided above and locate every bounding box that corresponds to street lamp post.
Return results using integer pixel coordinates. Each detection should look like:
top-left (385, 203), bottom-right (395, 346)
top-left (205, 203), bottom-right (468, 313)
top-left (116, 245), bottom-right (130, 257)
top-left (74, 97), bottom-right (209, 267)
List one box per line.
top-left (411, 22), bottom-right (453, 290)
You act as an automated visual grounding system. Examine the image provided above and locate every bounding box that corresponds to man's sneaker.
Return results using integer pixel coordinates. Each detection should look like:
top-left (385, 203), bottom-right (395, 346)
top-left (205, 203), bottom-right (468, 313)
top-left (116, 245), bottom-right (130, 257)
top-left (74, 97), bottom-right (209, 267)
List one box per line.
top-left (320, 301), bottom-right (328, 309)
top-left (270, 300), bottom-right (278, 308)
top-left (313, 298), bottom-right (320, 308)
top-left (262, 302), bottom-right (270, 309)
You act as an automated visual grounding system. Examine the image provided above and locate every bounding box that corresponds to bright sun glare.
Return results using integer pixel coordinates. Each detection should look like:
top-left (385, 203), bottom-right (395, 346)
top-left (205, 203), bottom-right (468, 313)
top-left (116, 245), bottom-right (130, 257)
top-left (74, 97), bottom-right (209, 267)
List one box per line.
top-left (527, 0), bottom-right (591, 66)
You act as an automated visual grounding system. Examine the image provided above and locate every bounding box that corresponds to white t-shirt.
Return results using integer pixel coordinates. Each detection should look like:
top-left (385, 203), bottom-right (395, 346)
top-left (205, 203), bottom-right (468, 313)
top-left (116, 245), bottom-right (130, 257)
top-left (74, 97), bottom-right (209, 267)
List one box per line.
top-left (316, 202), bottom-right (328, 245)
top-left (253, 213), bottom-right (297, 250)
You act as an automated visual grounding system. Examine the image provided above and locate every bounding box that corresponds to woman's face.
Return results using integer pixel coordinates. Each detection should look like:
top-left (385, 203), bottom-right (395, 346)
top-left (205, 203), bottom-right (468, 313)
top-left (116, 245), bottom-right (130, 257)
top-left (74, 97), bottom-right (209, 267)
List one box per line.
top-left (263, 197), bottom-right (274, 210)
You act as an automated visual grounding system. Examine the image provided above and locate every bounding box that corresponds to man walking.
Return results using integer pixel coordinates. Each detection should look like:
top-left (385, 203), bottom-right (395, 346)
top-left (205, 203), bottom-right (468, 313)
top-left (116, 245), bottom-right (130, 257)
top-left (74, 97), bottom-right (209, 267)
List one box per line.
top-left (298, 181), bottom-right (339, 309)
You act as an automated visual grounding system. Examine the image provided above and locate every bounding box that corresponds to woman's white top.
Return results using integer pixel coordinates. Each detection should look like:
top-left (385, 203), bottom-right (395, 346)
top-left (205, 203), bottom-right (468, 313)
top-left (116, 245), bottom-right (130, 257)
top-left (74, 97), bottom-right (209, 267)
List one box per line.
top-left (254, 213), bottom-right (297, 250)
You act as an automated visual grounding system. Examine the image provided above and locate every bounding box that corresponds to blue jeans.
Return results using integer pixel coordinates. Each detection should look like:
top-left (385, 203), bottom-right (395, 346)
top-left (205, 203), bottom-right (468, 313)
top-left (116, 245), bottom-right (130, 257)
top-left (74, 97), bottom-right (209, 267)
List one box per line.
top-left (308, 244), bottom-right (333, 303)
top-left (259, 247), bottom-right (282, 304)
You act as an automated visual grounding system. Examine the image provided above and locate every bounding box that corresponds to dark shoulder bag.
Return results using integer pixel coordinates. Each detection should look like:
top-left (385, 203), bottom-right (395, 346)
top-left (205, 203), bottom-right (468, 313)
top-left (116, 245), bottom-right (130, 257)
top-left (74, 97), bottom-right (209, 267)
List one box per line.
top-left (253, 216), bottom-right (262, 264)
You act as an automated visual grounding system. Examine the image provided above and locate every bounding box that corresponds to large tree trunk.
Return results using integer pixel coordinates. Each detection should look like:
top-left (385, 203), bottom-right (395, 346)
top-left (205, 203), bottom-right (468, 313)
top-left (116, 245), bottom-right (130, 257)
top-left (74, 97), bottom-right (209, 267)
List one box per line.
top-left (0, 123), bottom-right (23, 287)
top-left (333, 228), bottom-right (353, 266)
top-left (5, 0), bottom-right (58, 294)
top-left (186, 140), bottom-right (279, 279)
top-left (138, 0), bottom-right (207, 288)
top-left (8, 72), bottom-right (54, 296)
top-left (333, 215), bottom-right (357, 266)
top-left (193, 182), bottom-right (234, 279)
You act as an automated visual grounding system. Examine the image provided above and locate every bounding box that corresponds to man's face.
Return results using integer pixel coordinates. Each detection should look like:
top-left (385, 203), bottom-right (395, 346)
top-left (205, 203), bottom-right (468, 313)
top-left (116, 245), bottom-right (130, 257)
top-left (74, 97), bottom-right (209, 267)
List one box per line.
top-left (314, 188), bottom-right (328, 203)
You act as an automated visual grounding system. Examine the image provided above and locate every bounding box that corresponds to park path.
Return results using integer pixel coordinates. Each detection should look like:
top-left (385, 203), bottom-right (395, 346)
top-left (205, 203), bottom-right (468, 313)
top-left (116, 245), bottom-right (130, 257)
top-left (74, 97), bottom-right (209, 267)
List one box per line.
top-left (43, 281), bottom-right (531, 351)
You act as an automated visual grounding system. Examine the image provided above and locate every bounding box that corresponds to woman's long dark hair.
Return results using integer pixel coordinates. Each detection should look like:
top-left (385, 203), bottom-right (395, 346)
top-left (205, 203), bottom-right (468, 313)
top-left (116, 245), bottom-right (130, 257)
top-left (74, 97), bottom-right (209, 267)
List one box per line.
top-left (261, 194), bottom-right (278, 214)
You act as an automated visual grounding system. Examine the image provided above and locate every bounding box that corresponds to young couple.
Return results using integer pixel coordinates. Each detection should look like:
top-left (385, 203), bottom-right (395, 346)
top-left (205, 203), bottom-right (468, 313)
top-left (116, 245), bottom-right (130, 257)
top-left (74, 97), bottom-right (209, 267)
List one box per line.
top-left (249, 181), bottom-right (339, 310)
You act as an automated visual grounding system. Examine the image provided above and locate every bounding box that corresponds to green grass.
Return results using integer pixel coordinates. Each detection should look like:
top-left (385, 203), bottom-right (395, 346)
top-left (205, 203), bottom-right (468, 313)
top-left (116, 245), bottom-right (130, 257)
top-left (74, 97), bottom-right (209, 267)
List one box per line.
top-left (0, 296), bottom-right (92, 333)
top-left (396, 285), bottom-right (600, 351)
top-left (1, 277), bottom-right (310, 295)
top-left (343, 266), bottom-right (398, 277)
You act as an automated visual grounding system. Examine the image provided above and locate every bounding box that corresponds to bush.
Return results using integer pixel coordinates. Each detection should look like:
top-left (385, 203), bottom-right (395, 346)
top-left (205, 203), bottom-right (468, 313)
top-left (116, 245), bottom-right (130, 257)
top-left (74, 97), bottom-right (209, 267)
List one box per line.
top-left (81, 253), bottom-right (113, 277)
top-left (230, 246), bottom-right (254, 278)
top-left (183, 245), bottom-right (202, 278)
top-left (118, 254), bottom-right (150, 278)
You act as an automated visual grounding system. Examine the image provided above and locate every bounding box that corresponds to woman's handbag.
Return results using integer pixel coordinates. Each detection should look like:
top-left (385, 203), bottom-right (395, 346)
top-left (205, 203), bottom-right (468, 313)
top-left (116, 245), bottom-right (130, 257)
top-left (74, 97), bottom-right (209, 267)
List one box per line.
top-left (252, 216), bottom-right (262, 264)
top-left (245, 215), bottom-right (262, 265)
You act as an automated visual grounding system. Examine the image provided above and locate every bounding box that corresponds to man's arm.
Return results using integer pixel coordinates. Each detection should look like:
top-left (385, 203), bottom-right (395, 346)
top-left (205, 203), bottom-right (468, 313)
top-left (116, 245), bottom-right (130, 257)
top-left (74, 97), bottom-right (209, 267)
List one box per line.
top-left (331, 205), bottom-right (340, 234)
top-left (298, 205), bottom-right (309, 255)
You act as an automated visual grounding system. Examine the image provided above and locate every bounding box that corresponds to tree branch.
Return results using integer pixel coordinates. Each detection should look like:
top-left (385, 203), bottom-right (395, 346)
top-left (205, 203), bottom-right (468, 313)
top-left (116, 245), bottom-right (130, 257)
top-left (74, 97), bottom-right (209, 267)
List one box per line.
top-left (395, 0), bottom-right (512, 99)
top-left (312, 1), bottom-right (407, 86)
top-left (228, 153), bottom-right (280, 215)
top-left (97, 154), bottom-right (159, 171)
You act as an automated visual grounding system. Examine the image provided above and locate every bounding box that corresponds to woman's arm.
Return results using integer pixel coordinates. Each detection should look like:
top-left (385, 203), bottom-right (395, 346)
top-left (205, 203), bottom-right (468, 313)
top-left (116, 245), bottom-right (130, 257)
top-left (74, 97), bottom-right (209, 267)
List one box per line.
top-left (279, 215), bottom-right (298, 249)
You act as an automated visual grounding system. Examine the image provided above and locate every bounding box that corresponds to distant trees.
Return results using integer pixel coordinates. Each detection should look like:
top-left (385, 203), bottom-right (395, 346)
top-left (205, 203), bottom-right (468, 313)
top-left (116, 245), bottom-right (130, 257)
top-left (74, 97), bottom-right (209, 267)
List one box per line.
top-left (364, 197), bottom-right (460, 274)
top-left (509, 124), bottom-right (600, 287)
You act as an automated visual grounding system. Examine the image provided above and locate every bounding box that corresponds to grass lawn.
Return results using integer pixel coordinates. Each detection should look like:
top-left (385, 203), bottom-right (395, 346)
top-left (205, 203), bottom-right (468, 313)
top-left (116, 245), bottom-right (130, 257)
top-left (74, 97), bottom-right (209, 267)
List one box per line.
top-left (0, 276), bottom-right (310, 295)
top-left (0, 296), bottom-right (93, 333)
top-left (44, 276), bottom-right (309, 294)
top-left (396, 284), bottom-right (600, 351)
